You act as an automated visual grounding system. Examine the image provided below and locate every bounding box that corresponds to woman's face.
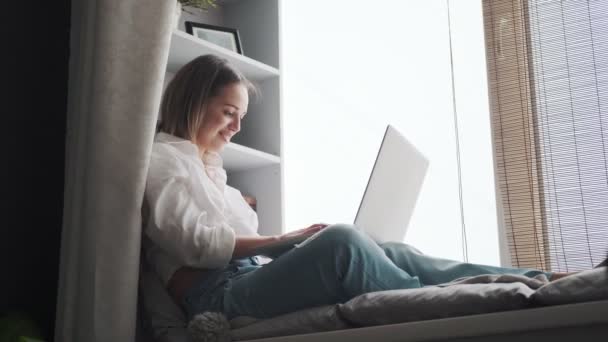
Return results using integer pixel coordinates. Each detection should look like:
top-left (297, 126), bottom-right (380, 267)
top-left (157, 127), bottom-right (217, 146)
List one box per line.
top-left (196, 82), bottom-right (249, 154)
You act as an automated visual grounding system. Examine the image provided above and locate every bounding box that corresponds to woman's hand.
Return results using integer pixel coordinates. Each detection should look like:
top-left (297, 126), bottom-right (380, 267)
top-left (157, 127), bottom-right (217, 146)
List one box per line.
top-left (233, 223), bottom-right (330, 259)
top-left (278, 223), bottom-right (330, 242)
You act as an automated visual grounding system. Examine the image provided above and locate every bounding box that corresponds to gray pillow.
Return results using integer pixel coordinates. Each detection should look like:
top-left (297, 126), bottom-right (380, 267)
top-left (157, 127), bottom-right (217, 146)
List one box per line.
top-left (229, 304), bottom-right (348, 341)
top-left (532, 267), bottom-right (608, 306)
top-left (338, 283), bottom-right (535, 326)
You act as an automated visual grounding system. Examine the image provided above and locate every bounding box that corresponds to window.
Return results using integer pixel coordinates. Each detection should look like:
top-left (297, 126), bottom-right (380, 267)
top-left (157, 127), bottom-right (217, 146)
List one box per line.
top-left (484, 0), bottom-right (608, 271)
top-left (282, 0), bottom-right (501, 264)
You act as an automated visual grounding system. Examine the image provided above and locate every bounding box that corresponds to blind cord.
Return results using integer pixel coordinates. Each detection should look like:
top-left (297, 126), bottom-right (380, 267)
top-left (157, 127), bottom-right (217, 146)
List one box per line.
top-left (446, 0), bottom-right (469, 263)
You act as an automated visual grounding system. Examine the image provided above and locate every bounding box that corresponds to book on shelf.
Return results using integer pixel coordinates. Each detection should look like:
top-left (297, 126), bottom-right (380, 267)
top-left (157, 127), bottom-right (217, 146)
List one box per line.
top-left (243, 194), bottom-right (257, 212)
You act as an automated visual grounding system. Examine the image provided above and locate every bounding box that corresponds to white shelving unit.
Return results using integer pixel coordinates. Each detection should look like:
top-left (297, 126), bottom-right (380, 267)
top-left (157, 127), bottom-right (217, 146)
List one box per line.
top-left (168, 30), bottom-right (279, 81)
top-left (222, 142), bottom-right (280, 171)
top-left (165, 0), bottom-right (284, 236)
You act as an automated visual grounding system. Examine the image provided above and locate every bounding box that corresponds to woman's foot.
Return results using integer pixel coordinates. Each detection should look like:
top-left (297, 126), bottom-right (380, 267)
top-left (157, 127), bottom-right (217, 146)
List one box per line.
top-left (595, 255), bottom-right (608, 268)
top-left (549, 253), bottom-right (606, 281)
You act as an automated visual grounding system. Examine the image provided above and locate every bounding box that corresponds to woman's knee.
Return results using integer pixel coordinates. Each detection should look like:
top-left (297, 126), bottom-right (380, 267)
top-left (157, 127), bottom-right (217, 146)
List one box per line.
top-left (316, 224), bottom-right (369, 248)
top-left (380, 242), bottom-right (423, 258)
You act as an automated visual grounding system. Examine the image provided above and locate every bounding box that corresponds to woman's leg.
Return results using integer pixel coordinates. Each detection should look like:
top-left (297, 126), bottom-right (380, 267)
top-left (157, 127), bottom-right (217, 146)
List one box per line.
top-left (380, 241), bottom-right (552, 286)
top-left (221, 224), bottom-right (422, 319)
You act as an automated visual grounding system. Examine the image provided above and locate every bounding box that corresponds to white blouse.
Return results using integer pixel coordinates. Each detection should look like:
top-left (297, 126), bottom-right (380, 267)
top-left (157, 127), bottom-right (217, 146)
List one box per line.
top-left (143, 132), bottom-right (259, 286)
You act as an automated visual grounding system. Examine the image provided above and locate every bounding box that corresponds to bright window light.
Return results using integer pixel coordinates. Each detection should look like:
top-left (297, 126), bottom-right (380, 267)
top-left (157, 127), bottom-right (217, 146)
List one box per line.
top-left (281, 0), bottom-right (501, 265)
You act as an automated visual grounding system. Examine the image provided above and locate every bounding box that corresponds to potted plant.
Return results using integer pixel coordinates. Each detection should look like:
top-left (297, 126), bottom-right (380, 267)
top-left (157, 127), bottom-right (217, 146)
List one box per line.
top-left (178, 0), bottom-right (218, 13)
top-left (174, 0), bottom-right (219, 28)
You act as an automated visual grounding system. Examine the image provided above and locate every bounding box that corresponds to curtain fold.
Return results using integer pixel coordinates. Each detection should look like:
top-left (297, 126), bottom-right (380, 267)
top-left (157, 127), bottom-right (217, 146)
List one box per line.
top-left (55, 0), bottom-right (174, 340)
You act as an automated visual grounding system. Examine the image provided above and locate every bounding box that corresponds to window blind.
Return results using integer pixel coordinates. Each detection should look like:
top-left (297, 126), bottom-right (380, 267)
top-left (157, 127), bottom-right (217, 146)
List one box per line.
top-left (483, 0), bottom-right (608, 272)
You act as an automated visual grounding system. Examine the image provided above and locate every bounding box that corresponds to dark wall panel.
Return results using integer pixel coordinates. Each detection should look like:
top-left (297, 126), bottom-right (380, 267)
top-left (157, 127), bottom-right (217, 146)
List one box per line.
top-left (2, 1), bottom-right (70, 340)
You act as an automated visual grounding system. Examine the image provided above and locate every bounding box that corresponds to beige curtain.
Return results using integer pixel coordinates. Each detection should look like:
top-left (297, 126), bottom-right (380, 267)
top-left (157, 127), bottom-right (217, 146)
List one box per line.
top-left (55, 0), bottom-right (174, 340)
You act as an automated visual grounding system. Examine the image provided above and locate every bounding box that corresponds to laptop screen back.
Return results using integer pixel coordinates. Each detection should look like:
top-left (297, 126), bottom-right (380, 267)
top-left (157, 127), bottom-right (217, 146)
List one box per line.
top-left (354, 125), bottom-right (429, 243)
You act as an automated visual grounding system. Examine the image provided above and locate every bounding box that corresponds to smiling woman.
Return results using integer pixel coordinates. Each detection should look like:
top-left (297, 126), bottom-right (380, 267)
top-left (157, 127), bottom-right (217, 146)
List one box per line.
top-left (157, 54), bottom-right (255, 150)
top-left (194, 82), bottom-right (248, 155)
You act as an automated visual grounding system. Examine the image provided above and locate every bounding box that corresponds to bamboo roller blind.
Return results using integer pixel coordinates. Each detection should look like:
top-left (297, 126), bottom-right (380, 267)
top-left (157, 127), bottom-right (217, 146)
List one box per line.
top-left (483, 0), bottom-right (608, 272)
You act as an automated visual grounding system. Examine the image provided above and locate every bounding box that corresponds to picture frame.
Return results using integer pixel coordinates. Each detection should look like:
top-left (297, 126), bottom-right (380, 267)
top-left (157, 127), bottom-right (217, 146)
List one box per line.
top-left (185, 21), bottom-right (243, 55)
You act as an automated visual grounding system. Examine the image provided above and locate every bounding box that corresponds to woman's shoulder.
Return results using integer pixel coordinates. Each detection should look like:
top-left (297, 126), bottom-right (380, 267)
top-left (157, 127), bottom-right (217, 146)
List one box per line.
top-left (152, 133), bottom-right (198, 156)
top-left (150, 142), bottom-right (184, 165)
top-left (148, 140), bottom-right (192, 181)
top-left (151, 134), bottom-right (196, 162)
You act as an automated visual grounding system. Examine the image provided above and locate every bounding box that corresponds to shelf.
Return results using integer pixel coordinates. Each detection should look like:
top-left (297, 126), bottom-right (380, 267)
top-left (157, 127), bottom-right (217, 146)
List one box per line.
top-left (221, 142), bottom-right (280, 172)
top-left (167, 30), bottom-right (280, 81)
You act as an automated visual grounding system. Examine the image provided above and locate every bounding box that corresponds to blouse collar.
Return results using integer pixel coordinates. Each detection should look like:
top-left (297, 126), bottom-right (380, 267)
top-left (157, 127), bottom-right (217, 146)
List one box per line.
top-left (155, 132), bottom-right (198, 155)
top-left (155, 132), bottom-right (224, 169)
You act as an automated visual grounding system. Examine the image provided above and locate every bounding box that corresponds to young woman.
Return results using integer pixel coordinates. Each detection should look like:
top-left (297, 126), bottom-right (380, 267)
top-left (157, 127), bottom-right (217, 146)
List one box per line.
top-left (143, 54), bottom-right (569, 321)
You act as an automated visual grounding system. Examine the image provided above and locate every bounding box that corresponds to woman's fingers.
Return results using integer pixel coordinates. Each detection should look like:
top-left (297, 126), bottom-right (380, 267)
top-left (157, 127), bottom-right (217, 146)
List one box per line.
top-left (306, 223), bottom-right (330, 233)
top-left (286, 223), bottom-right (330, 238)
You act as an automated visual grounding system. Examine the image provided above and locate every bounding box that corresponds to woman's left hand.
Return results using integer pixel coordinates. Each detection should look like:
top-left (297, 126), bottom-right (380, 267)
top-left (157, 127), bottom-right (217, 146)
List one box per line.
top-left (278, 223), bottom-right (330, 242)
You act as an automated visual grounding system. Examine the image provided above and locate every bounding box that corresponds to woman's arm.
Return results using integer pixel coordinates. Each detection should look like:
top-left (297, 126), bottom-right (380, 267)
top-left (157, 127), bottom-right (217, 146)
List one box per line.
top-left (232, 235), bottom-right (280, 259)
top-left (232, 223), bottom-right (329, 259)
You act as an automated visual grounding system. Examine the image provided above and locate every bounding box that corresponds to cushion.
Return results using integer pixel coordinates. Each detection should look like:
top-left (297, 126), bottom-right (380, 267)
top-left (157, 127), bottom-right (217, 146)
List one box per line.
top-left (338, 282), bottom-right (535, 327)
top-left (189, 273), bottom-right (546, 341)
top-left (229, 304), bottom-right (348, 341)
top-left (147, 268), bottom-right (608, 342)
top-left (532, 267), bottom-right (608, 305)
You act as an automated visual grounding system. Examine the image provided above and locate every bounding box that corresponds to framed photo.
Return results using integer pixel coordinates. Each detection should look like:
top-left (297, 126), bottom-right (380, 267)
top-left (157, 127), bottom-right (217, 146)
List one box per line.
top-left (185, 21), bottom-right (243, 55)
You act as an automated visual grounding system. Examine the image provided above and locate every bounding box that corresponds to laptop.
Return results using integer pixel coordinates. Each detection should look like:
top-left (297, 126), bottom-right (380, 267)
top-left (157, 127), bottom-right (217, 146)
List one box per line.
top-left (252, 124), bottom-right (429, 258)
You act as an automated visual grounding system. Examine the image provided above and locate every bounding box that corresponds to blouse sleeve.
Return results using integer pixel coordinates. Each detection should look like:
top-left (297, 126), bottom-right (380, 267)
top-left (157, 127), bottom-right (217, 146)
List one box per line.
top-left (144, 149), bottom-right (236, 269)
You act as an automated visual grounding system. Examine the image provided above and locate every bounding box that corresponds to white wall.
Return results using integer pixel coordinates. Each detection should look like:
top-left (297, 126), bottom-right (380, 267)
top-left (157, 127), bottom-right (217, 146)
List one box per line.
top-left (282, 0), bottom-right (500, 264)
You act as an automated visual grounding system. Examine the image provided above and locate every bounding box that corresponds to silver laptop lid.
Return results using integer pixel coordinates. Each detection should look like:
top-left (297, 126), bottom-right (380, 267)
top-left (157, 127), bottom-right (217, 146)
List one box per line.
top-left (354, 125), bottom-right (429, 243)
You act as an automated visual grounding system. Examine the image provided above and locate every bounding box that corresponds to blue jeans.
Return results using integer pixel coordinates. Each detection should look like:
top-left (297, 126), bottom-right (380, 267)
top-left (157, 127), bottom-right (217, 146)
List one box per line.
top-left (182, 224), bottom-right (550, 320)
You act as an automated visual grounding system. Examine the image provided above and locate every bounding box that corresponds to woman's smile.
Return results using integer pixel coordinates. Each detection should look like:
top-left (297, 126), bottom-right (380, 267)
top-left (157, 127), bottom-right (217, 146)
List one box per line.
top-left (196, 82), bottom-right (248, 154)
top-left (221, 132), bottom-right (232, 143)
